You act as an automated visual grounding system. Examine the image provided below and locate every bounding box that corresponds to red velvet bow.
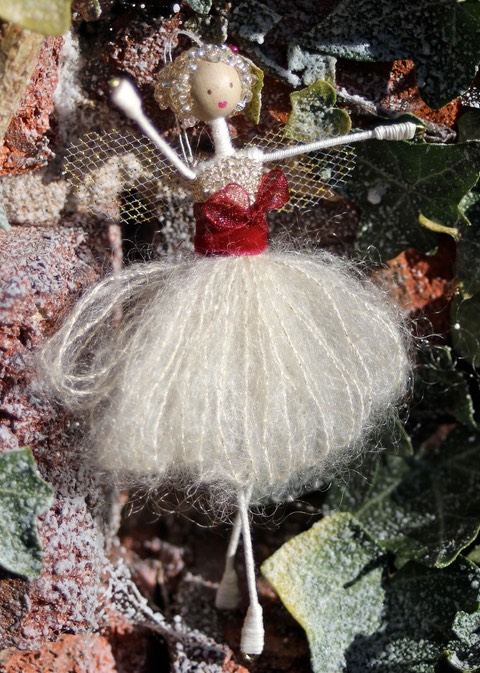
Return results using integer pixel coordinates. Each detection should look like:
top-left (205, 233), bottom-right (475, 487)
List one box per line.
top-left (193, 169), bottom-right (289, 256)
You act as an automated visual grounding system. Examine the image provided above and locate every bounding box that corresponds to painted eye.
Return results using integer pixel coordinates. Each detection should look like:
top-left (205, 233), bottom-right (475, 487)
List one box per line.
top-left (229, 82), bottom-right (233, 88)
top-left (207, 89), bottom-right (212, 95)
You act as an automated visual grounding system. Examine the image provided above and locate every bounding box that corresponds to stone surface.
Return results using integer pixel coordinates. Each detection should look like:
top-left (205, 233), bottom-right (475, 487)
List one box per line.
top-left (0, 37), bottom-right (63, 176)
top-left (0, 634), bottom-right (118, 673)
top-left (384, 239), bottom-right (457, 337)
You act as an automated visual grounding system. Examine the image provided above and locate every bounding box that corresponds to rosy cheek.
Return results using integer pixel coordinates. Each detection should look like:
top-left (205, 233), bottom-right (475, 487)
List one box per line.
top-left (218, 101), bottom-right (228, 109)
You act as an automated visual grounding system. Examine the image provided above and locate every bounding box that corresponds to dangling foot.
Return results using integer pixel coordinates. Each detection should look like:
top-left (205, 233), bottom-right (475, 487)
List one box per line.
top-left (238, 486), bottom-right (264, 657)
top-left (216, 511), bottom-right (241, 609)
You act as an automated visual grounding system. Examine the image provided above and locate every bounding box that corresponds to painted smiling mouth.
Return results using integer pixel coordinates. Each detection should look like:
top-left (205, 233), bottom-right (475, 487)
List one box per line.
top-left (218, 101), bottom-right (227, 109)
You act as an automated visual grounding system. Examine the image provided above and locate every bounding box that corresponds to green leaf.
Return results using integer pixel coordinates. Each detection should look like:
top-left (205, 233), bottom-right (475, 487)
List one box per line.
top-left (263, 513), bottom-right (480, 673)
top-left (327, 428), bottom-right (480, 568)
top-left (458, 111), bottom-right (480, 144)
top-left (343, 140), bottom-right (480, 259)
top-left (231, 0), bottom-right (282, 45)
top-left (184, 0), bottom-right (212, 13)
top-left (298, 0), bottom-right (480, 108)
top-left (285, 80), bottom-right (351, 143)
top-left (262, 513), bottom-right (386, 673)
top-left (0, 448), bottom-right (54, 579)
top-left (0, 0), bottom-right (72, 35)
top-left (414, 346), bottom-right (477, 430)
top-left (451, 293), bottom-right (480, 366)
top-left (457, 189), bottom-right (480, 298)
top-left (380, 418), bottom-right (413, 457)
top-left (468, 545), bottom-right (480, 566)
top-left (440, 612), bottom-right (480, 672)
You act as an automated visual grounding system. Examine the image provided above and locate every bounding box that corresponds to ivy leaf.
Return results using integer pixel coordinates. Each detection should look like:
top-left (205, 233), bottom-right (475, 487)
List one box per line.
top-left (298, 0), bottom-right (480, 108)
top-left (0, 0), bottom-right (72, 35)
top-left (262, 513), bottom-right (386, 673)
top-left (327, 428), bottom-right (480, 568)
top-left (440, 612), bottom-right (480, 672)
top-left (287, 44), bottom-right (336, 86)
top-left (0, 448), bottom-right (54, 579)
top-left (349, 559), bottom-right (480, 673)
top-left (184, 0), bottom-right (212, 14)
top-left (0, 185), bottom-right (10, 233)
top-left (284, 80), bottom-right (351, 142)
top-left (458, 110), bottom-right (480, 144)
top-left (263, 513), bottom-right (480, 673)
top-left (414, 346), bottom-right (477, 430)
top-left (243, 58), bottom-right (264, 125)
top-left (343, 140), bottom-right (480, 259)
top-left (468, 545), bottom-right (480, 566)
top-left (380, 418), bottom-right (413, 457)
top-left (457, 187), bottom-right (480, 299)
top-left (231, 0), bottom-right (282, 45)
top-left (451, 293), bottom-right (480, 366)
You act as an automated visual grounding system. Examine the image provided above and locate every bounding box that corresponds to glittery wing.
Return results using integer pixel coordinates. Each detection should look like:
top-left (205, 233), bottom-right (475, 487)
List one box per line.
top-left (248, 130), bottom-right (356, 213)
top-left (65, 129), bottom-right (186, 221)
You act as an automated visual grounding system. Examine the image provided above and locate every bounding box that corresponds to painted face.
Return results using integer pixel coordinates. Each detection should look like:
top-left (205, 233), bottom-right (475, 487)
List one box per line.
top-left (190, 60), bottom-right (243, 122)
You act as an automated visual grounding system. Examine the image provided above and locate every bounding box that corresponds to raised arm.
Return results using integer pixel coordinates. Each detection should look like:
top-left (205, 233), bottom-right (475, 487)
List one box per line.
top-left (110, 78), bottom-right (197, 181)
top-left (260, 122), bottom-right (418, 163)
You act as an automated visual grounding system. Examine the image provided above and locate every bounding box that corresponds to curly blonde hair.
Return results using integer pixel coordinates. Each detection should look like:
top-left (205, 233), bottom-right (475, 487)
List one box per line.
top-left (154, 44), bottom-right (256, 128)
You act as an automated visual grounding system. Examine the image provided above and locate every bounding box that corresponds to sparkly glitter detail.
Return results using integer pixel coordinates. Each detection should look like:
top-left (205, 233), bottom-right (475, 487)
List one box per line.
top-left (191, 156), bottom-right (264, 204)
top-left (154, 44), bottom-right (255, 128)
top-left (194, 169), bottom-right (289, 256)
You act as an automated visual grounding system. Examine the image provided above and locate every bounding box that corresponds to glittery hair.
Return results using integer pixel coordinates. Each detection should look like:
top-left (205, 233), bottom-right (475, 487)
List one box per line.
top-left (154, 44), bottom-right (256, 128)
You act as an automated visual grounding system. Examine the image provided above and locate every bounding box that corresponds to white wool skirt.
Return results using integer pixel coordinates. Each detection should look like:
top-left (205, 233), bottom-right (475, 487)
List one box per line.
top-left (40, 250), bottom-right (409, 502)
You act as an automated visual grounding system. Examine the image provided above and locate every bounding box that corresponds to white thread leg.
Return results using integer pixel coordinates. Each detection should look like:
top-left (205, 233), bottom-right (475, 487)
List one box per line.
top-left (238, 486), bottom-right (264, 657)
top-left (215, 512), bottom-right (242, 609)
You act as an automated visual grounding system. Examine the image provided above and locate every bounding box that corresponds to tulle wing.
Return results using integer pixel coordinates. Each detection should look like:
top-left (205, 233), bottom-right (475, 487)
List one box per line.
top-left (248, 129), bottom-right (356, 213)
top-left (64, 129), bottom-right (185, 221)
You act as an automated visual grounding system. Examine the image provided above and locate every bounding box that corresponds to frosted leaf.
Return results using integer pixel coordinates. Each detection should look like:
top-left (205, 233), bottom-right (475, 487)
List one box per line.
top-left (263, 512), bottom-right (480, 672)
top-left (441, 611), bottom-right (480, 671)
top-left (285, 80), bottom-right (351, 143)
top-left (345, 140), bottom-right (480, 259)
top-left (262, 513), bottom-right (386, 673)
top-left (184, 0), bottom-right (212, 14)
top-left (231, 0), bottom-right (282, 46)
top-left (327, 427), bottom-right (480, 568)
top-left (0, 447), bottom-right (54, 579)
top-left (0, 0), bottom-right (71, 35)
top-left (298, 0), bottom-right (480, 108)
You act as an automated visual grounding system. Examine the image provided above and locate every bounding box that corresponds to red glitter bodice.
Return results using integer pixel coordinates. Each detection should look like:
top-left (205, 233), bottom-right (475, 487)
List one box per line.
top-left (193, 169), bottom-right (289, 256)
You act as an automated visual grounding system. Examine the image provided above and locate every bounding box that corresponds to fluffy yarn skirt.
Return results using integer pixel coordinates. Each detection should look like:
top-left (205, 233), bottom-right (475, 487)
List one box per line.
top-left (40, 251), bottom-right (409, 502)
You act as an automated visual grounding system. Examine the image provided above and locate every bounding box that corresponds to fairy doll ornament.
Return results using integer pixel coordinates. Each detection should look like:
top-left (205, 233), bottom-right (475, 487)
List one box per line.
top-left (41, 41), bottom-right (414, 656)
